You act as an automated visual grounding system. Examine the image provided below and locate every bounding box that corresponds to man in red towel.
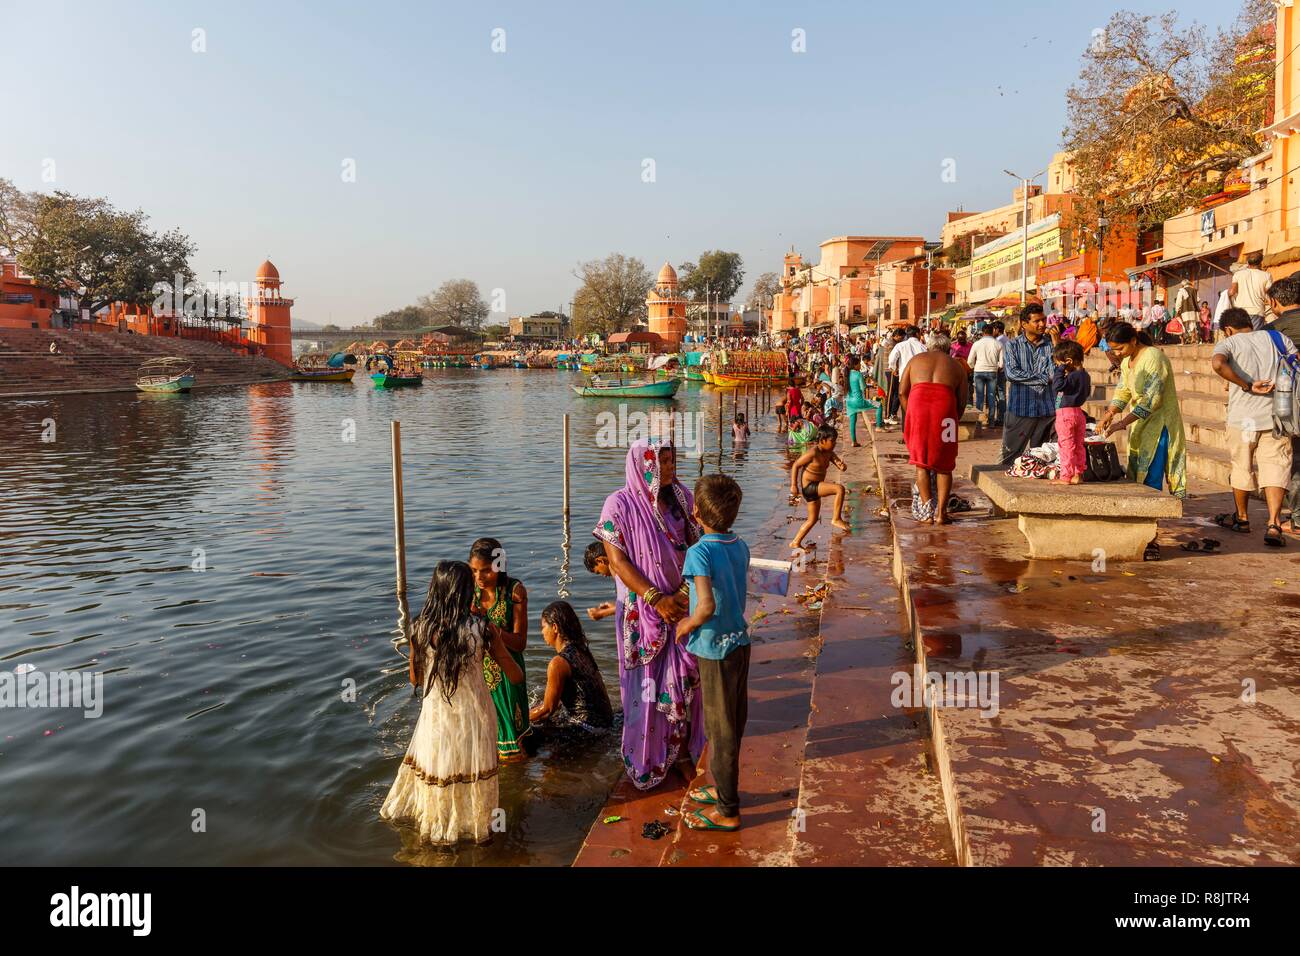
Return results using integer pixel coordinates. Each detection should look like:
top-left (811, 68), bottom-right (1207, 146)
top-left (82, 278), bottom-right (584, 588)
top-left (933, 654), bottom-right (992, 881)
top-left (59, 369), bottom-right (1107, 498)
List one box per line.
top-left (901, 333), bottom-right (968, 524)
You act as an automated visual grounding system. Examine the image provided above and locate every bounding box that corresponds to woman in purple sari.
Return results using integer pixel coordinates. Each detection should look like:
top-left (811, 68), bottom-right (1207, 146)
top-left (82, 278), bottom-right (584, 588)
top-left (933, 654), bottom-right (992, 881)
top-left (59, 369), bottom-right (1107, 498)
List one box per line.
top-left (594, 439), bottom-right (706, 789)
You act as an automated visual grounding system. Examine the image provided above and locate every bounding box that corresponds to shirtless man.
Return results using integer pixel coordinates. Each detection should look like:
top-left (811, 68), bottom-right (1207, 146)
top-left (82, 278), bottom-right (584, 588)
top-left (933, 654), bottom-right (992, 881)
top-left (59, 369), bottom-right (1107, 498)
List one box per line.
top-left (900, 334), bottom-right (968, 524)
top-left (788, 424), bottom-right (850, 550)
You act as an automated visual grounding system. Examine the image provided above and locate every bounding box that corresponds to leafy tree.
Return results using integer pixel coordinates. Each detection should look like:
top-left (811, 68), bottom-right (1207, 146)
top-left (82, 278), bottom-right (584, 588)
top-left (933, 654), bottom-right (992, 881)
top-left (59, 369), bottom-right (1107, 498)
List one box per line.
top-left (745, 271), bottom-right (781, 311)
top-left (677, 249), bottom-right (744, 304)
top-left (571, 253), bottom-right (653, 337)
top-left (1062, 1), bottom-right (1274, 234)
top-left (373, 304), bottom-right (430, 331)
top-left (419, 278), bottom-right (488, 330)
top-left (10, 186), bottom-right (195, 316)
top-left (0, 178), bottom-right (37, 254)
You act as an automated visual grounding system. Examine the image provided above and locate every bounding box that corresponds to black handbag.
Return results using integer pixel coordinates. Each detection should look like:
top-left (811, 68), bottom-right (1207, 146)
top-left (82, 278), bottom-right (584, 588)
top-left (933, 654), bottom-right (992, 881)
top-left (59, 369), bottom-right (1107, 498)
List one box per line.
top-left (1083, 441), bottom-right (1123, 482)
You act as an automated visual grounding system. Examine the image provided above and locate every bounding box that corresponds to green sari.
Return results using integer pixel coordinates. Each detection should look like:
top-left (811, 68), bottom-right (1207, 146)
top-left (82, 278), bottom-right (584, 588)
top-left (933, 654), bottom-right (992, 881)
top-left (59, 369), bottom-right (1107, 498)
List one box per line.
top-left (477, 576), bottom-right (531, 759)
top-left (1110, 345), bottom-right (1187, 499)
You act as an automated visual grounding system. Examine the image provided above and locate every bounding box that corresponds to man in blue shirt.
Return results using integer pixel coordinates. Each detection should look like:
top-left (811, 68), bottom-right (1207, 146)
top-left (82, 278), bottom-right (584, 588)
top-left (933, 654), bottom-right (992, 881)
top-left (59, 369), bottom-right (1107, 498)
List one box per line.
top-left (1000, 303), bottom-right (1061, 467)
top-left (677, 474), bottom-right (750, 832)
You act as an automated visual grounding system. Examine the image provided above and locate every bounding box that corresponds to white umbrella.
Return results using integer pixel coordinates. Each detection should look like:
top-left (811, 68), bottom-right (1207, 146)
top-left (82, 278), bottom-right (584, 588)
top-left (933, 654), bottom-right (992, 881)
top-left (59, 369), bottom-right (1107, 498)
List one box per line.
top-left (647, 354), bottom-right (678, 370)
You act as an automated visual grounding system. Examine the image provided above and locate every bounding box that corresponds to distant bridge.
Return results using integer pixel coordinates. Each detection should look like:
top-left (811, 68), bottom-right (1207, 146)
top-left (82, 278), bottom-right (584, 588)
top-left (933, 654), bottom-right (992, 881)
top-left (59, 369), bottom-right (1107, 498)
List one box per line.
top-left (290, 327), bottom-right (480, 344)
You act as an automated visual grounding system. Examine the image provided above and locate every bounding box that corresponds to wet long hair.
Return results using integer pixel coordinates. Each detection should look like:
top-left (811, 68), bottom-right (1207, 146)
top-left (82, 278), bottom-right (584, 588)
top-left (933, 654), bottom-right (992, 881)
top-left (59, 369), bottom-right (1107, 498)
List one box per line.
top-left (409, 560), bottom-right (480, 703)
top-left (540, 600), bottom-right (588, 650)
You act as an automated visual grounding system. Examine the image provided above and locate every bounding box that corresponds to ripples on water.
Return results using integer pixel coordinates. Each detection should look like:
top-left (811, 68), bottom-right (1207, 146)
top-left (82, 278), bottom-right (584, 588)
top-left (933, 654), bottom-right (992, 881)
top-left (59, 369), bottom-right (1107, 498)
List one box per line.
top-left (0, 373), bottom-right (789, 865)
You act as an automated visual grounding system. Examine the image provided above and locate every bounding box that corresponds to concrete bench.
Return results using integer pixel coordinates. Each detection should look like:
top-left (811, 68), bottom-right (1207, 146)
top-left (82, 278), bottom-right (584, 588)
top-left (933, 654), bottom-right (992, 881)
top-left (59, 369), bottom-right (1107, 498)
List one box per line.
top-left (971, 464), bottom-right (1183, 561)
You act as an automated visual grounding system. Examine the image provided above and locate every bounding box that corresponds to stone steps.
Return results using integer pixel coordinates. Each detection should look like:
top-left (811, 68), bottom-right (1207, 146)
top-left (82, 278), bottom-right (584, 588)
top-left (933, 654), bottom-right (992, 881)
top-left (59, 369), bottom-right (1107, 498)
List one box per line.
top-left (0, 328), bottom-right (289, 396)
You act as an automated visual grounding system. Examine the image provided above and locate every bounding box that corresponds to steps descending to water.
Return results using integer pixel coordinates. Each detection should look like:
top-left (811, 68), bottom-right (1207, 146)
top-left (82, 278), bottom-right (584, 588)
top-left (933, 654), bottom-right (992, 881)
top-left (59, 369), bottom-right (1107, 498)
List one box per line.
top-left (0, 328), bottom-right (290, 397)
top-left (572, 441), bottom-right (955, 866)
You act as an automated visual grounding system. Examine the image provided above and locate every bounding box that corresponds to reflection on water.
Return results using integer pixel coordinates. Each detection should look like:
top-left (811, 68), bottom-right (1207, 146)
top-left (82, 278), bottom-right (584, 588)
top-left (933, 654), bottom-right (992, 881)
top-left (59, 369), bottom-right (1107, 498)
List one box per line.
top-left (0, 373), bottom-right (788, 865)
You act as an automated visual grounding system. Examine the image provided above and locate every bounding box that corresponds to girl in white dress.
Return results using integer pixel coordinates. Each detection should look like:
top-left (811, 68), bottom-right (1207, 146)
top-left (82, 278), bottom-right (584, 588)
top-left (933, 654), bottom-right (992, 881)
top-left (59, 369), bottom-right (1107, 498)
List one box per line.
top-left (381, 560), bottom-right (523, 845)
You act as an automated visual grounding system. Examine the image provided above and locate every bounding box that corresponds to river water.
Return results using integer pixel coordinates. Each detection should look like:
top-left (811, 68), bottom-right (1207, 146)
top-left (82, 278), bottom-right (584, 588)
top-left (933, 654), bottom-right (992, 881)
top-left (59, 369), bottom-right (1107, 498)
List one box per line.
top-left (0, 371), bottom-right (789, 865)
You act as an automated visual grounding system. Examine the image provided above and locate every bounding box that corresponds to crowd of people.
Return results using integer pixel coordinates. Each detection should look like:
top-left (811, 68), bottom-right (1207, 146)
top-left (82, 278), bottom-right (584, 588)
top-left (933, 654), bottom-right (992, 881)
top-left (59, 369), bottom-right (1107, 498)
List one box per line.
top-left (377, 271), bottom-right (1300, 848)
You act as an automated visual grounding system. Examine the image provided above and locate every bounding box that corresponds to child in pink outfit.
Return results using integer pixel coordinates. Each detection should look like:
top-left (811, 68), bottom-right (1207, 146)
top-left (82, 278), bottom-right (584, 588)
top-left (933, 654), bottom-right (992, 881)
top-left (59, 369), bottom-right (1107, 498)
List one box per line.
top-left (1051, 341), bottom-right (1091, 485)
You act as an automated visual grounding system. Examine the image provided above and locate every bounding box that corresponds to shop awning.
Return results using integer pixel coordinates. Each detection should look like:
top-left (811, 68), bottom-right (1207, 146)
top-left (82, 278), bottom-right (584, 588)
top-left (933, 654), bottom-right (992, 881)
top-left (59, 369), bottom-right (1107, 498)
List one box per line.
top-left (1125, 245), bottom-right (1241, 278)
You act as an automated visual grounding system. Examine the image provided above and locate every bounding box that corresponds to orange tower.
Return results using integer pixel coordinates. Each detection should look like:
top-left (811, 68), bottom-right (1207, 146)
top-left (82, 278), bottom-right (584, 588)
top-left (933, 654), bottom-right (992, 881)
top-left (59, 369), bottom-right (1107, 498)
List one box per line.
top-left (245, 259), bottom-right (294, 366)
top-left (646, 262), bottom-right (688, 346)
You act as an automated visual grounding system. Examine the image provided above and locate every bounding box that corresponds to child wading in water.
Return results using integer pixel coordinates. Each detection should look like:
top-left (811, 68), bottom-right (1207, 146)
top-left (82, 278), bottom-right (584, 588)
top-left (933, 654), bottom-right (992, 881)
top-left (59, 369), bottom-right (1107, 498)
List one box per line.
top-left (1051, 340), bottom-right (1091, 485)
top-left (381, 560), bottom-right (523, 845)
top-left (583, 540), bottom-right (615, 621)
top-left (676, 474), bottom-right (751, 832)
top-left (732, 412), bottom-right (750, 444)
top-left (529, 601), bottom-right (614, 741)
top-left (789, 424), bottom-right (850, 551)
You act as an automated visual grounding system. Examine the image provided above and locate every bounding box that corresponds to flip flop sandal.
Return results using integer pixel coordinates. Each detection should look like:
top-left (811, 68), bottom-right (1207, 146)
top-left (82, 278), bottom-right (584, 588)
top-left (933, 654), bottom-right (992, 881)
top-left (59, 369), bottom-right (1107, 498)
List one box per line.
top-left (684, 809), bottom-right (739, 832)
top-left (1179, 541), bottom-right (1202, 552)
top-left (947, 495), bottom-right (974, 513)
top-left (1264, 524), bottom-right (1286, 547)
top-left (1143, 542), bottom-right (1162, 561)
top-left (687, 786), bottom-right (719, 806)
top-left (1200, 538), bottom-right (1221, 552)
top-left (1213, 513), bottom-right (1251, 533)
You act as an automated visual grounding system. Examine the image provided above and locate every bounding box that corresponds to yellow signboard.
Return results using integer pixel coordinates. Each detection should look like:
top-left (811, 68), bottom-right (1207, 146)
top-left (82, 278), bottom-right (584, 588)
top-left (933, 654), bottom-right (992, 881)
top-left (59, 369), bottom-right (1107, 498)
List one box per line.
top-left (972, 228), bottom-right (1061, 278)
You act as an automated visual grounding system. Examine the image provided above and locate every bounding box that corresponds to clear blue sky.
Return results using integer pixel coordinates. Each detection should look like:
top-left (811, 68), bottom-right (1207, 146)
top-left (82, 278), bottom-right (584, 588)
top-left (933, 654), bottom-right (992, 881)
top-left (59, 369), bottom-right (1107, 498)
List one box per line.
top-left (1, 0), bottom-right (1234, 326)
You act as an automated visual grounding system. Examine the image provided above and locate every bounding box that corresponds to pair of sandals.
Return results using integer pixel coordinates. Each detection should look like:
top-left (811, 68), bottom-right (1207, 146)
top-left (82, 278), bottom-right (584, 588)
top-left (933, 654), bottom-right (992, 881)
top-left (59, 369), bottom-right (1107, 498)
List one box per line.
top-left (1179, 537), bottom-right (1221, 553)
top-left (1216, 512), bottom-right (1289, 548)
top-left (683, 786), bottom-right (739, 831)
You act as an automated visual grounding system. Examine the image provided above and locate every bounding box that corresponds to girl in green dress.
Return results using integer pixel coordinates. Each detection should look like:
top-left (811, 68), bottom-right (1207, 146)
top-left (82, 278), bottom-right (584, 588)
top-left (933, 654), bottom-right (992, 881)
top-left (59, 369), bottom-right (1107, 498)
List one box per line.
top-left (468, 537), bottom-right (533, 759)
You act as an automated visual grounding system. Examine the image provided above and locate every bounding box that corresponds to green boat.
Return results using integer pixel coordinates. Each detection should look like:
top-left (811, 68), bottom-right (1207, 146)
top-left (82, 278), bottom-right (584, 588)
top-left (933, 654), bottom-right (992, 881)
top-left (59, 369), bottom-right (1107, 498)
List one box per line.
top-left (371, 371), bottom-right (424, 388)
top-left (135, 357), bottom-right (196, 393)
top-left (571, 378), bottom-right (681, 398)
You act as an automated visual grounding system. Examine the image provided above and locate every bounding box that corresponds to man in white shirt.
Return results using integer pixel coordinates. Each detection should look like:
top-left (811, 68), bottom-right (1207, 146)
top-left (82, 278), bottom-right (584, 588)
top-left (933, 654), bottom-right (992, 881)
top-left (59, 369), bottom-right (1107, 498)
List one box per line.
top-left (1212, 307), bottom-right (1296, 544)
top-left (887, 326), bottom-right (926, 426)
top-left (967, 325), bottom-right (1004, 425)
top-left (1230, 251), bottom-right (1273, 330)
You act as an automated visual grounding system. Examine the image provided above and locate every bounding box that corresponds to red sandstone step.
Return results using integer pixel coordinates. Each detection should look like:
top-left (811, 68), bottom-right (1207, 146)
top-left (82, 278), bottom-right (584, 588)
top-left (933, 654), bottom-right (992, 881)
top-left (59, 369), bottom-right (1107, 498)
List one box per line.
top-left (792, 468), bottom-right (957, 866)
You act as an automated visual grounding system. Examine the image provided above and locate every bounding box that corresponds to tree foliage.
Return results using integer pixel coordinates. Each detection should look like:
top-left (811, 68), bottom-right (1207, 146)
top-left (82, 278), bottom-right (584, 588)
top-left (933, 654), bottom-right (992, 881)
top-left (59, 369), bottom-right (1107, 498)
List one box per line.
top-left (1, 179), bottom-right (195, 316)
top-left (419, 278), bottom-right (488, 330)
top-left (1062, 1), bottom-right (1275, 234)
top-left (677, 249), bottom-right (745, 304)
top-left (571, 253), bottom-right (652, 337)
top-left (745, 270), bottom-right (782, 311)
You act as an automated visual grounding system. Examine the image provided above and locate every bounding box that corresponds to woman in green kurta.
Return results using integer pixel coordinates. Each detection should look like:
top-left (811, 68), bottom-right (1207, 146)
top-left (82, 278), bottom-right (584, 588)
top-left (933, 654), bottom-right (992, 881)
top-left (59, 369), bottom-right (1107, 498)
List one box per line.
top-left (468, 538), bottom-right (533, 759)
top-left (1098, 324), bottom-right (1188, 555)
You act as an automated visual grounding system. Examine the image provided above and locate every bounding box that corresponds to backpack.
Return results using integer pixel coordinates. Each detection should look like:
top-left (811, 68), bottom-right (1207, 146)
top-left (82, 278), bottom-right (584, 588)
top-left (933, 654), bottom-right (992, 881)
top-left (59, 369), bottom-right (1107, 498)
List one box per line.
top-left (1265, 330), bottom-right (1300, 438)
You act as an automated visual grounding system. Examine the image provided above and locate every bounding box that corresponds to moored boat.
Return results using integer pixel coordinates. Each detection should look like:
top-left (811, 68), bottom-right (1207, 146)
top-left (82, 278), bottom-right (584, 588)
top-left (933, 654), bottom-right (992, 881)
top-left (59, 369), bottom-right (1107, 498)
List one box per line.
top-left (291, 366), bottom-right (355, 382)
top-left (371, 370), bottom-right (424, 388)
top-left (571, 378), bottom-right (681, 398)
top-left (136, 357), bottom-right (196, 393)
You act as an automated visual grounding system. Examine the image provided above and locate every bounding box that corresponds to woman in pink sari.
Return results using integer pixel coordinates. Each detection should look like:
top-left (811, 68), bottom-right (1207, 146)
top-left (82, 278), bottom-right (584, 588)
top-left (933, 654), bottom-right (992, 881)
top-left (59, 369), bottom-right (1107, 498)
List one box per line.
top-left (594, 440), bottom-right (706, 789)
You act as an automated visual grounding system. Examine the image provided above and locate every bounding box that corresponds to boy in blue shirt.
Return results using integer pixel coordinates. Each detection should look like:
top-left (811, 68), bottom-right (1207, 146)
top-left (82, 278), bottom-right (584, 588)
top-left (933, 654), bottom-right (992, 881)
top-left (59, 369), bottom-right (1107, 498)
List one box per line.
top-left (676, 474), bottom-right (750, 831)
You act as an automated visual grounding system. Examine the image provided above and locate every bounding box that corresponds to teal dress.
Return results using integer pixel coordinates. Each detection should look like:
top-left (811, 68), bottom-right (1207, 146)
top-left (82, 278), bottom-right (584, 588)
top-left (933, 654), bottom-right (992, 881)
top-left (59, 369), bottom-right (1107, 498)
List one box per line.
top-left (477, 577), bottom-right (532, 759)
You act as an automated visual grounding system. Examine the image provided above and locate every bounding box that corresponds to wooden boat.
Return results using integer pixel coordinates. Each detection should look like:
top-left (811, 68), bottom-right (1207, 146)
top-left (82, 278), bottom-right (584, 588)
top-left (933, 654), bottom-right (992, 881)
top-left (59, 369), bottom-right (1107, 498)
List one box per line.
top-left (136, 357), bottom-right (195, 393)
top-left (291, 366), bottom-right (355, 382)
top-left (571, 378), bottom-right (681, 399)
top-left (371, 370), bottom-right (424, 388)
top-left (684, 367), bottom-right (706, 381)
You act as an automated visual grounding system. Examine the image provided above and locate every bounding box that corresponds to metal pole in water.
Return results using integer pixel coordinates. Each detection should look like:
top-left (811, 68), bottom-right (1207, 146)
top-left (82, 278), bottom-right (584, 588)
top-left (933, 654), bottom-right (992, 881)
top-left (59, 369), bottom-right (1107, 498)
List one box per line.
top-left (391, 420), bottom-right (410, 650)
top-left (563, 413), bottom-right (571, 519)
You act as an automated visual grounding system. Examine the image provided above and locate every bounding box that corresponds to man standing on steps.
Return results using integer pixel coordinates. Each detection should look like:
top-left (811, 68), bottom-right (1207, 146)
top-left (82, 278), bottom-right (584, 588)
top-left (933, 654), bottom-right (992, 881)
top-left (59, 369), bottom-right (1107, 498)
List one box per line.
top-left (887, 325), bottom-right (926, 429)
top-left (901, 333), bottom-right (968, 524)
top-left (1265, 274), bottom-right (1300, 535)
top-left (1231, 251), bottom-right (1273, 330)
top-left (1211, 307), bottom-right (1296, 546)
top-left (1000, 304), bottom-right (1059, 468)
